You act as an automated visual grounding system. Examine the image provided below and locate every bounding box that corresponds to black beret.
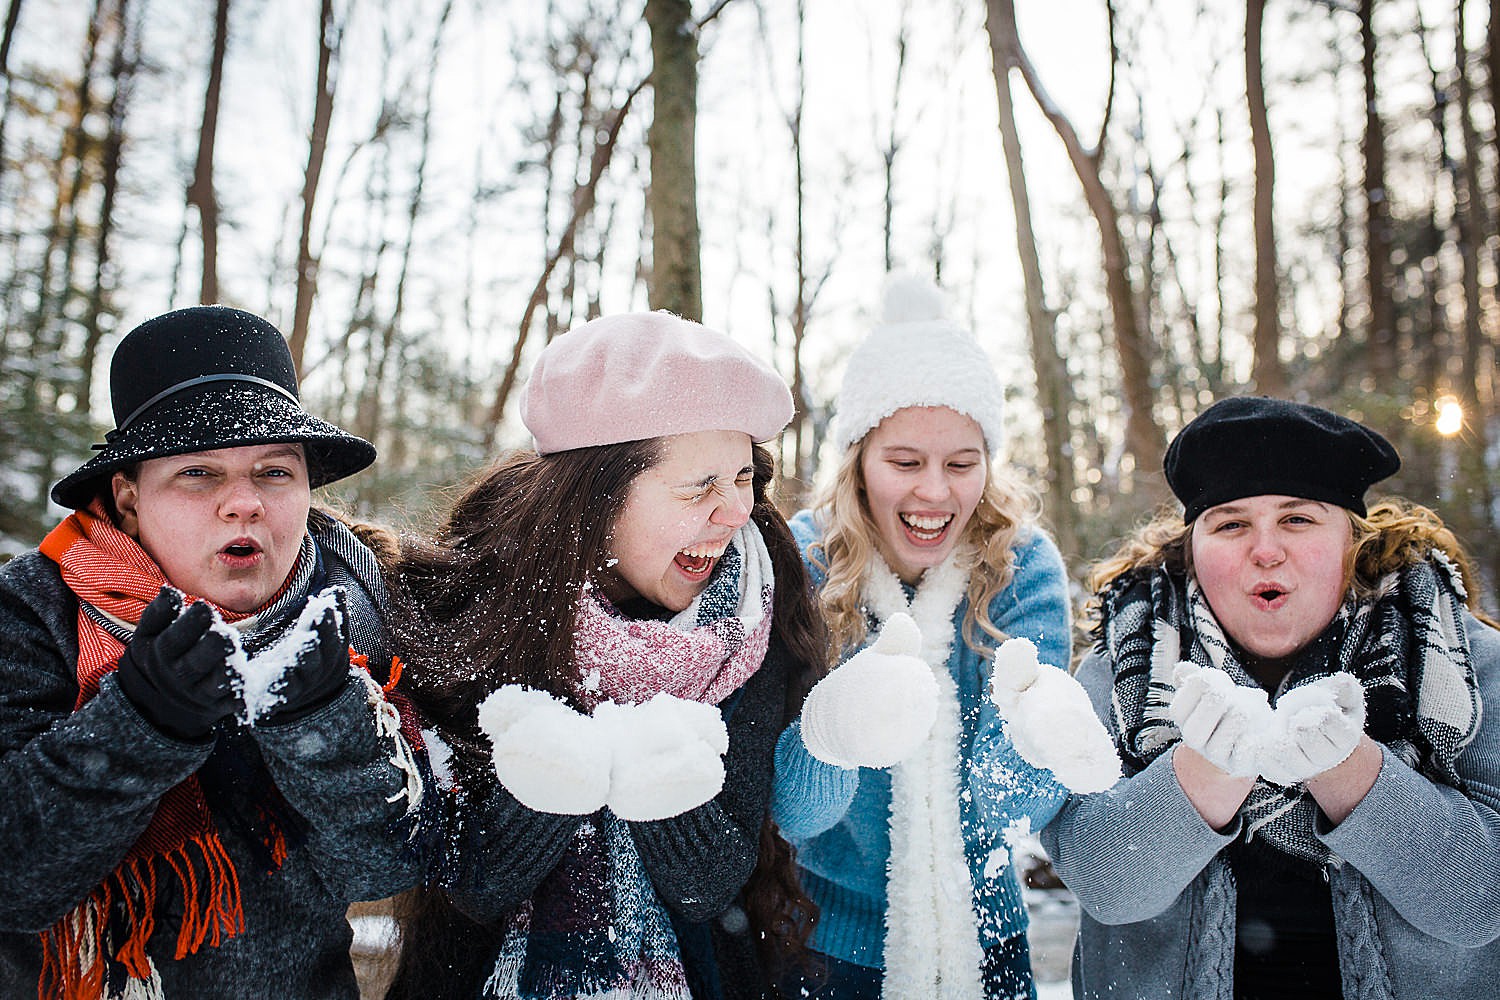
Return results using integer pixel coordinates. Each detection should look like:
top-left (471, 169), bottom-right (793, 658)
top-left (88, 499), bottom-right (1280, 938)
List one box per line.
top-left (1164, 396), bottom-right (1400, 523)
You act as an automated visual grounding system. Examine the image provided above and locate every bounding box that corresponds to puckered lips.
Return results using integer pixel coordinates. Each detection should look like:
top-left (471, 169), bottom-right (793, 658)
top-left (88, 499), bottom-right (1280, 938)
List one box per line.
top-left (673, 537), bottom-right (731, 581)
top-left (218, 536), bottom-right (264, 570)
top-left (1249, 580), bottom-right (1291, 611)
top-left (898, 511), bottom-right (954, 547)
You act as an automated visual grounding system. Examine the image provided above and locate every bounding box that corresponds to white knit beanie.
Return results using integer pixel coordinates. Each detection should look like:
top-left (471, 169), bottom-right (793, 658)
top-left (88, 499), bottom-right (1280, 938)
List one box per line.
top-left (830, 273), bottom-right (1006, 452)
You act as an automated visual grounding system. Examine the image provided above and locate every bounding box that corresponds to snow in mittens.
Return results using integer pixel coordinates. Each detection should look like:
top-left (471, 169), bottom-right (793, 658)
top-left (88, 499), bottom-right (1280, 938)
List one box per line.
top-left (594, 693), bottom-right (728, 822)
top-left (229, 587), bottom-right (344, 725)
top-left (990, 637), bottom-right (1122, 794)
top-left (477, 685), bottom-right (612, 815)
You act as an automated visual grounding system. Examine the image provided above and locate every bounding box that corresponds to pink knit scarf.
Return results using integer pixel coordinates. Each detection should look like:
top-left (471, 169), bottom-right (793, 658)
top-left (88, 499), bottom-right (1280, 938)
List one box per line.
top-left (574, 522), bottom-right (775, 708)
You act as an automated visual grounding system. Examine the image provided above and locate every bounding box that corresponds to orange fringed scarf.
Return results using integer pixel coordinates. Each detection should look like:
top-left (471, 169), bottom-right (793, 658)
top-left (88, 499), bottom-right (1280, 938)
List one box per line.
top-left (36, 502), bottom-right (295, 1000)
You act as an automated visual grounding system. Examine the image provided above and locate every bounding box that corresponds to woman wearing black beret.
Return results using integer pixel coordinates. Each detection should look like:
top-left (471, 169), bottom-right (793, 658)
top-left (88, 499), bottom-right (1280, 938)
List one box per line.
top-left (1044, 396), bottom-right (1500, 999)
top-left (0, 306), bottom-right (429, 999)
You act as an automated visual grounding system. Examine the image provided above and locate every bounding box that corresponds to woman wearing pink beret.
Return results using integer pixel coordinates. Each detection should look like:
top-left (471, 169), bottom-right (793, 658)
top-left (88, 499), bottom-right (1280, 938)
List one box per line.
top-left (382, 312), bottom-right (826, 1000)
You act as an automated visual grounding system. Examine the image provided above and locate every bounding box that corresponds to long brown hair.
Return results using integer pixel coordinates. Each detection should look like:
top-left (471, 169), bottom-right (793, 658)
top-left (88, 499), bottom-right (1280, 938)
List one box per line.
top-left (384, 440), bottom-right (824, 997)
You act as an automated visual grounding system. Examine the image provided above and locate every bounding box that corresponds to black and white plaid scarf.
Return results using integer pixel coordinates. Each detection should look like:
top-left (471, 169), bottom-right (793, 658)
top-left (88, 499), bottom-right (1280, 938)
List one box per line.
top-left (1095, 555), bottom-right (1478, 867)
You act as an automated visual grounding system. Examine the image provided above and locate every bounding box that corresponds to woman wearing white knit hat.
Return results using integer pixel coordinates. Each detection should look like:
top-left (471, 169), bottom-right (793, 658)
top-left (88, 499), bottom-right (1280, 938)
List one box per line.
top-left (771, 275), bottom-right (1120, 999)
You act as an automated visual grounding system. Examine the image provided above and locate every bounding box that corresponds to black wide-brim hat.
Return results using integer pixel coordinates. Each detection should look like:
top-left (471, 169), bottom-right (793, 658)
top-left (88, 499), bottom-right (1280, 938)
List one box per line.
top-left (51, 305), bottom-right (375, 509)
top-left (1164, 395), bottom-right (1400, 523)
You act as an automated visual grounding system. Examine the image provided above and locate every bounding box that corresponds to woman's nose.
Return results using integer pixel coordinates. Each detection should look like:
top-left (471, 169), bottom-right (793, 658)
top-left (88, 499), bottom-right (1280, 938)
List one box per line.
top-left (219, 479), bottom-right (265, 520)
top-left (710, 489), bottom-right (751, 529)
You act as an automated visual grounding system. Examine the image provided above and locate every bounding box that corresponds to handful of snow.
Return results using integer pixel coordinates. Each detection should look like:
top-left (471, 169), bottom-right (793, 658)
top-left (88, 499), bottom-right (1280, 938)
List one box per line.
top-left (477, 685), bottom-right (612, 815)
top-left (990, 637), bottom-right (1121, 793)
top-left (800, 613), bottom-right (938, 769)
top-left (226, 587), bottom-right (347, 726)
top-left (1167, 662), bottom-right (1272, 778)
top-left (1258, 672), bottom-right (1365, 785)
top-left (594, 693), bottom-right (729, 821)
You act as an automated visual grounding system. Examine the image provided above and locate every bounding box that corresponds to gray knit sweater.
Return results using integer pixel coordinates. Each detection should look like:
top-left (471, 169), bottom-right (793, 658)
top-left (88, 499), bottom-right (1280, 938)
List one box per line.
top-left (0, 517), bottom-right (424, 999)
top-left (1043, 613), bottom-right (1500, 1000)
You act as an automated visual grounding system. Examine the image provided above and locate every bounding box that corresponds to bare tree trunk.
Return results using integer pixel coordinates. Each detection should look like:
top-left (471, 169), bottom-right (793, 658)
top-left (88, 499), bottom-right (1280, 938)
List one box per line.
top-left (1360, 0), bottom-right (1396, 384)
top-left (0, 0), bottom-right (26, 193)
top-left (485, 81), bottom-right (644, 441)
top-left (354, 0), bottom-right (453, 470)
top-left (991, 0), bottom-right (1165, 484)
top-left (82, 0), bottom-right (136, 406)
top-left (186, 0), bottom-right (229, 305)
top-left (1246, 0), bottom-right (1283, 396)
top-left (289, 0), bottom-right (341, 373)
top-left (1453, 0), bottom-right (1498, 594)
top-left (881, 3), bottom-right (908, 273)
top-left (644, 0), bottom-right (701, 319)
top-left (983, 0), bottom-right (1077, 561)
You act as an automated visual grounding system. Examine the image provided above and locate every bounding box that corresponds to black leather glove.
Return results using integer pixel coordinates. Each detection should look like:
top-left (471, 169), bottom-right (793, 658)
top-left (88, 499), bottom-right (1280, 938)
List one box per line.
top-left (114, 587), bottom-right (237, 741)
top-left (259, 589), bottom-right (353, 725)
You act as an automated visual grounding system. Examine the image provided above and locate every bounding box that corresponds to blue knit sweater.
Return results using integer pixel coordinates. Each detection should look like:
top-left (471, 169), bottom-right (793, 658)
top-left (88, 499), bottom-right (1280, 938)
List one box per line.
top-left (772, 510), bottom-right (1072, 968)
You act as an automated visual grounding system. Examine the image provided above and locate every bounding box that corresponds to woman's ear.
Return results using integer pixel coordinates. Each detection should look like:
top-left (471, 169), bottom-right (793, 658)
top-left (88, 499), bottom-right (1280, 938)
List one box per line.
top-left (111, 470), bottom-right (141, 538)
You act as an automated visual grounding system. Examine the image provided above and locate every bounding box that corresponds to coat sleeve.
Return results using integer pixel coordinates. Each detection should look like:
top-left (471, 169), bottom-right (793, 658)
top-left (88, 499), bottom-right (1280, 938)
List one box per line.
top-left (1040, 649), bottom-right (1237, 924)
top-left (251, 672), bottom-right (428, 902)
top-left (627, 643), bottom-right (792, 922)
top-left (1317, 615), bottom-right (1500, 946)
top-left (770, 718), bottom-right (861, 841)
top-left (0, 554), bottom-right (211, 932)
top-left (965, 529), bottom-right (1073, 840)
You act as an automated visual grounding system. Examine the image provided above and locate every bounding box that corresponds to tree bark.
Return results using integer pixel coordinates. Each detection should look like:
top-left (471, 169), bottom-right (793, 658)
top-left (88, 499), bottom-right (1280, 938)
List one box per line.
top-left (983, 0), bottom-right (1077, 561)
top-left (644, 0), bottom-right (701, 319)
top-left (186, 0), bottom-right (229, 305)
top-left (1360, 0), bottom-right (1396, 383)
top-left (289, 0), bottom-right (340, 373)
top-left (1246, 0), bottom-right (1284, 395)
top-left (992, 0), bottom-right (1165, 484)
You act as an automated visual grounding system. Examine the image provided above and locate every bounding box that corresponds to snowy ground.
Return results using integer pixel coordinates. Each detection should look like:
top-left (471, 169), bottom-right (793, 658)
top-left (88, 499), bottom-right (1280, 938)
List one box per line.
top-left (349, 886), bottom-right (1082, 998)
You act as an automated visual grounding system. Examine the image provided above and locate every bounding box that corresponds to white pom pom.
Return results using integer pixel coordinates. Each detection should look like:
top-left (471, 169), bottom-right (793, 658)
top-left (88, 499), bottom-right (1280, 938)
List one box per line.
top-left (881, 272), bottom-right (950, 325)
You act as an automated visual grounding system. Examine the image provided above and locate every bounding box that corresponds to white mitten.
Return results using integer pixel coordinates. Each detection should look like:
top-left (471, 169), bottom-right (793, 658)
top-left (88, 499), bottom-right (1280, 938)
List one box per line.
top-left (1257, 672), bottom-right (1366, 786)
top-left (1168, 662), bottom-right (1273, 778)
top-left (990, 637), bottom-right (1122, 793)
top-left (798, 613), bottom-right (938, 769)
top-left (477, 685), bottom-right (611, 814)
top-left (595, 693), bottom-right (729, 822)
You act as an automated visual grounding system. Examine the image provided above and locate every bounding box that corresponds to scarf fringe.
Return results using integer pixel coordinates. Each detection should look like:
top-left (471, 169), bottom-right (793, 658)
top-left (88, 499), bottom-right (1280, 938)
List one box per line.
top-left (40, 832), bottom-right (244, 1000)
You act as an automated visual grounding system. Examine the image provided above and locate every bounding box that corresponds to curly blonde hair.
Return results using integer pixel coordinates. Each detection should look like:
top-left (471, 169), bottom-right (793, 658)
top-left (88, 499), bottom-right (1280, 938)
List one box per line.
top-left (1087, 497), bottom-right (1496, 629)
top-left (805, 438), bottom-right (1042, 658)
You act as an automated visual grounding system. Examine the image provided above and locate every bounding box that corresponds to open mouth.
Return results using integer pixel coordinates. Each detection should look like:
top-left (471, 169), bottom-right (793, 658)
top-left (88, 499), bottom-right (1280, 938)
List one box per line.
top-left (1252, 586), bottom-right (1287, 607)
top-left (899, 513), bottom-right (953, 543)
top-left (673, 541), bottom-right (728, 579)
top-left (220, 539), bottom-right (262, 564)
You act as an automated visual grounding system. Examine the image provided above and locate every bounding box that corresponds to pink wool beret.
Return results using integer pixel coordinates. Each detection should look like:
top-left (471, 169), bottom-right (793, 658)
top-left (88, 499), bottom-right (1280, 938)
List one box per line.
top-left (519, 312), bottom-right (794, 455)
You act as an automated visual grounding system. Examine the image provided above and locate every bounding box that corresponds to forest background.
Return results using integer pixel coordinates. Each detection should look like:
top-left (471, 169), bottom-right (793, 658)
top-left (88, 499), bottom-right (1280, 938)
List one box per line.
top-left (2, 0), bottom-right (1497, 621)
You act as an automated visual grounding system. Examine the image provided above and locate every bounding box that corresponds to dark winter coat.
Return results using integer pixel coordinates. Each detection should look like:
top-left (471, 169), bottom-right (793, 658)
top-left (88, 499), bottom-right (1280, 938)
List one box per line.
top-left (0, 513), bottom-right (424, 1000)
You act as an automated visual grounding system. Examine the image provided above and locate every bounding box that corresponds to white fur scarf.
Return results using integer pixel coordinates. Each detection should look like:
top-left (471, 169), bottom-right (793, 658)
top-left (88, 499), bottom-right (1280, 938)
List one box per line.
top-left (865, 547), bottom-right (986, 1000)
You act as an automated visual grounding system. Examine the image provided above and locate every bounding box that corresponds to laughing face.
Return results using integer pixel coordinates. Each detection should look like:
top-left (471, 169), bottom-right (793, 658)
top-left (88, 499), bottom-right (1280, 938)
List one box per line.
top-left (111, 443), bottom-right (312, 614)
top-left (604, 429), bottom-right (755, 614)
top-left (859, 406), bottom-right (987, 585)
top-left (1190, 494), bottom-right (1353, 664)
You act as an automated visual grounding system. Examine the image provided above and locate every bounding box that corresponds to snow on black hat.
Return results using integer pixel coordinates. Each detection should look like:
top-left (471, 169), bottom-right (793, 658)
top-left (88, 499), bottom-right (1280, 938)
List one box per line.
top-left (1164, 396), bottom-right (1400, 523)
top-left (51, 306), bottom-right (375, 509)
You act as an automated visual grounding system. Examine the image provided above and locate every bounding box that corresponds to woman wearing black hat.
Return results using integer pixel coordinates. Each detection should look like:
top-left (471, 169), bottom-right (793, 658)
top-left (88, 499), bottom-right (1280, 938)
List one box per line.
top-left (0, 306), bottom-right (429, 999)
top-left (1043, 396), bottom-right (1500, 1000)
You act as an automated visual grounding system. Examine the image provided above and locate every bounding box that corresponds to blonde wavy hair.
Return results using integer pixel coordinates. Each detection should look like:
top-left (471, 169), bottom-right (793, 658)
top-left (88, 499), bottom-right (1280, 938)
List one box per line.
top-left (1087, 497), bottom-right (1497, 630)
top-left (805, 437), bottom-right (1042, 659)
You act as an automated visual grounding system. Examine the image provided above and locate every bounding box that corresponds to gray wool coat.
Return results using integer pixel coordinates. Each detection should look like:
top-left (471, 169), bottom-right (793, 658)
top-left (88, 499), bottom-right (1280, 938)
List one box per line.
top-left (1043, 613), bottom-right (1500, 1000)
top-left (0, 514), bottom-right (424, 999)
